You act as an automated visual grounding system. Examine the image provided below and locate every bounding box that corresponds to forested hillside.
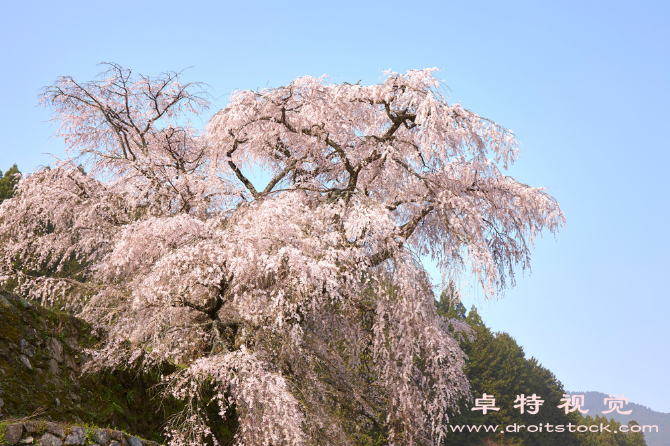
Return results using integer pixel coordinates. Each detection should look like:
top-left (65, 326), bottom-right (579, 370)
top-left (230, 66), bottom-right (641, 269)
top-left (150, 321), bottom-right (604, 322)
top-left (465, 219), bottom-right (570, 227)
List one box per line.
top-left (566, 391), bottom-right (668, 446)
top-left (436, 287), bottom-right (648, 446)
top-left (0, 165), bottom-right (20, 203)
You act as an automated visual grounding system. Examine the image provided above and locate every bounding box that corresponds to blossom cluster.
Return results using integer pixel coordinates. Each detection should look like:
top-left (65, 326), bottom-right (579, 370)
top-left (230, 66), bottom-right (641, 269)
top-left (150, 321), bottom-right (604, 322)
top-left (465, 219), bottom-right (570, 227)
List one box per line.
top-left (0, 65), bottom-right (563, 445)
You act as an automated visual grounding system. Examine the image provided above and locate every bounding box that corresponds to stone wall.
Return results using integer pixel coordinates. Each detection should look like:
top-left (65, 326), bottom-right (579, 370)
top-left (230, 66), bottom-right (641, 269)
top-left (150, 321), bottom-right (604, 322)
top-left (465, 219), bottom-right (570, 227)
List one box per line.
top-left (0, 290), bottom-right (175, 443)
top-left (0, 422), bottom-right (160, 446)
top-left (0, 291), bottom-right (95, 422)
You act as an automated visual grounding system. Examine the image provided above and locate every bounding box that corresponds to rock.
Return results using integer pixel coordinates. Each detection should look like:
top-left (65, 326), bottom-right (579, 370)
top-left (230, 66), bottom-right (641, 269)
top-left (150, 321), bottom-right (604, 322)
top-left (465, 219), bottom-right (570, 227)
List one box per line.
top-left (24, 422), bottom-right (40, 434)
top-left (109, 442), bottom-right (121, 446)
top-left (26, 327), bottom-right (40, 342)
top-left (20, 436), bottom-right (34, 444)
top-left (20, 339), bottom-right (36, 357)
top-left (63, 337), bottom-right (79, 351)
top-left (18, 354), bottom-right (32, 369)
top-left (46, 422), bottom-right (65, 438)
top-left (92, 429), bottom-right (110, 445)
top-left (0, 294), bottom-right (12, 308)
top-left (49, 374), bottom-right (63, 388)
top-left (49, 359), bottom-right (60, 375)
top-left (63, 426), bottom-right (85, 445)
top-left (110, 431), bottom-right (128, 446)
top-left (4, 423), bottom-right (24, 445)
top-left (68, 373), bottom-right (81, 390)
top-left (127, 436), bottom-right (143, 446)
top-left (46, 338), bottom-right (64, 363)
top-left (64, 356), bottom-right (76, 370)
top-left (39, 433), bottom-right (63, 446)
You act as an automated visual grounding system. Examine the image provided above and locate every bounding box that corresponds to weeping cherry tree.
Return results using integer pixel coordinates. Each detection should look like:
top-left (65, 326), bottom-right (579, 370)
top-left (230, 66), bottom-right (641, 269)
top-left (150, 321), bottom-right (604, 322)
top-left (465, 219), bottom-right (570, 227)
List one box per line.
top-left (0, 64), bottom-right (564, 446)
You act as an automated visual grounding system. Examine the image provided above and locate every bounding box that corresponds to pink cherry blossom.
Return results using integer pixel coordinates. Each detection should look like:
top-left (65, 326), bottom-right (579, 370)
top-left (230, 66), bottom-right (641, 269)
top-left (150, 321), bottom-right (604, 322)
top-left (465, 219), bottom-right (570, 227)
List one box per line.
top-left (0, 64), bottom-right (564, 445)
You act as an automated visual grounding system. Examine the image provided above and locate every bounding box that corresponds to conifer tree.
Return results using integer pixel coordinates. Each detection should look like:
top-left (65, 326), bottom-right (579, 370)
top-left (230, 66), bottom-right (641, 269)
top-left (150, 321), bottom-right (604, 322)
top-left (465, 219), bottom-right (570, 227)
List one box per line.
top-left (437, 291), bottom-right (647, 446)
top-left (0, 164), bottom-right (20, 202)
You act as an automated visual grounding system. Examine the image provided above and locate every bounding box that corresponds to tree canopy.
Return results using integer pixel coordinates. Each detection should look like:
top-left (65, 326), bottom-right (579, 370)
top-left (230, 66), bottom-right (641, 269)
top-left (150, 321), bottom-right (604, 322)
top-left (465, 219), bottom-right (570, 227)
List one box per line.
top-left (437, 289), bottom-right (647, 446)
top-left (0, 164), bottom-right (20, 202)
top-left (0, 64), bottom-right (564, 446)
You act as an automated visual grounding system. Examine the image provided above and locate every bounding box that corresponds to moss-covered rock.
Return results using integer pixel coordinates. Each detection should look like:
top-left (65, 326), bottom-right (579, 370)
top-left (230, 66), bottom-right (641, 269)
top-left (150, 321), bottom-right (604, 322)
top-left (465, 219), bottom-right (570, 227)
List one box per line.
top-left (0, 290), bottom-right (181, 444)
top-left (0, 420), bottom-right (161, 446)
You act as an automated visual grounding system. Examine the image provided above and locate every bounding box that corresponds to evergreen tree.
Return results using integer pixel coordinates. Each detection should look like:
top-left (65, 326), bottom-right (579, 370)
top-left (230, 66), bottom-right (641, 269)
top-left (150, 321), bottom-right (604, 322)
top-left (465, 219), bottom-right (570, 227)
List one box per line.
top-left (0, 164), bottom-right (20, 202)
top-left (437, 287), bottom-right (646, 446)
top-left (625, 420), bottom-right (647, 446)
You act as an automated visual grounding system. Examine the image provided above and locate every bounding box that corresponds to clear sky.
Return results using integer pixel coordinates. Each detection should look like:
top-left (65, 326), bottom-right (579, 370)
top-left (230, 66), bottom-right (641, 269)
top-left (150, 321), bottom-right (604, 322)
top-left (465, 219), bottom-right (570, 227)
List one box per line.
top-left (1, 0), bottom-right (668, 413)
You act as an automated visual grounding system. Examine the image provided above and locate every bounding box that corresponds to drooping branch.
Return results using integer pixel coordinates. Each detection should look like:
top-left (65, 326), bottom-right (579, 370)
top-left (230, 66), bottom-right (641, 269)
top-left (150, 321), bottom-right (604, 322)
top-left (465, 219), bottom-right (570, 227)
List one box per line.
top-left (1, 66), bottom-right (564, 446)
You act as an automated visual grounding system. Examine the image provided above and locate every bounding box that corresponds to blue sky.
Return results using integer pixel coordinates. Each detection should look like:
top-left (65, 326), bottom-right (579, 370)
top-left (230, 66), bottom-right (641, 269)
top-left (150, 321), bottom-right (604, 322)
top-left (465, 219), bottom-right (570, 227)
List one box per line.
top-left (1, 0), bottom-right (668, 413)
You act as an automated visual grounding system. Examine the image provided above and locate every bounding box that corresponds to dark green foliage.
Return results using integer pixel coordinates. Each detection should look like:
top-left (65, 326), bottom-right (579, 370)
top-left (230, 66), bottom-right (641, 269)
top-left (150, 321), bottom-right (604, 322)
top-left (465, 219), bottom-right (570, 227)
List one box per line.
top-left (625, 420), bottom-right (649, 446)
top-left (442, 307), bottom-right (581, 445)
top-left (436, 283), bottom-right (467, 321)
top-left (0, 164), bottom-right (20, 202)
top-left (437, 287), bottom-right (646, 446)
top-left (574, 415), bottom-right (649, 446)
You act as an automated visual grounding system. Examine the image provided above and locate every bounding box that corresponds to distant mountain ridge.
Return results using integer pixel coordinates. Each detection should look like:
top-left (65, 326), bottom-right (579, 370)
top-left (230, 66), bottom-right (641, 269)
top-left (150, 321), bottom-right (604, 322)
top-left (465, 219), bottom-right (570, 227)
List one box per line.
top-left (567, 391), bottom-right (669, 446)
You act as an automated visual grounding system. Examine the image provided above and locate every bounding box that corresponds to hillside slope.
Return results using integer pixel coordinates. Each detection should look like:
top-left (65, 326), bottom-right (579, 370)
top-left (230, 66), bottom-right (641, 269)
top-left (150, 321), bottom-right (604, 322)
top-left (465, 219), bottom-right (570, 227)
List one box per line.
top-left (567, 391), bottom-right (668, 446)
top-left (0, 290), bottom-right (176, 443)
